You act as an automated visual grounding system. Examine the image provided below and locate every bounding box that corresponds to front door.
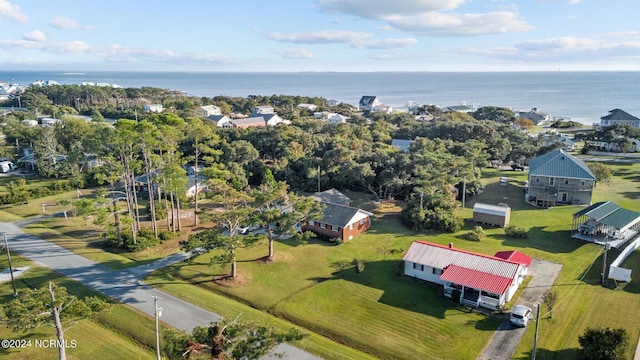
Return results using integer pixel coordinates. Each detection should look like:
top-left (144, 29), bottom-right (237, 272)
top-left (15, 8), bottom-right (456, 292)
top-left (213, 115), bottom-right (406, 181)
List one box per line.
top-left (559, 192), bottom-right (568, 202)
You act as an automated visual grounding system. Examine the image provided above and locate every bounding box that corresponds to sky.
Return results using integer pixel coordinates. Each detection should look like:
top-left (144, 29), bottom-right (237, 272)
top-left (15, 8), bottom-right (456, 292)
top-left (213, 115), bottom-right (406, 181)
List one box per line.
top-left (1, 0), bottom-right (640, 72)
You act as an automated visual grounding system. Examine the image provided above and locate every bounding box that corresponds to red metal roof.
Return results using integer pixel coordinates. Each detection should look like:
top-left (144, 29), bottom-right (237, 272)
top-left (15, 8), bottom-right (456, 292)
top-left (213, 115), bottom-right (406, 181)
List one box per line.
top-left (402, 241), bottom-right (530, 293)
top-left (493, 250), bottom-right (533, 267)
top-left (440, 265), bottom-right (514, 295)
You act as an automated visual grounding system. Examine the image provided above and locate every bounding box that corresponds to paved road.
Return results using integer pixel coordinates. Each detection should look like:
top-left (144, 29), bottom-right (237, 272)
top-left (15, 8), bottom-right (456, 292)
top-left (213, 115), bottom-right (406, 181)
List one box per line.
top-left (478, 259), bottom-right (563, 360)
top-left (0, 221), bottom-right (320, 360)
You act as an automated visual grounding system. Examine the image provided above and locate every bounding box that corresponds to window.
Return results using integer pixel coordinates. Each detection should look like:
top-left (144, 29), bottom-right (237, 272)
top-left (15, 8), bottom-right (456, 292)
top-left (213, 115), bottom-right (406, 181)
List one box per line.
top-left (349, 224), bottom-right (354, 230)
top-left (481, 291), bottom-right (500, 299)
top-left (549, 177), bottom-right (555, 186)
top-left (332, 225), bottom-right (339, 232)
top-left (320, 223), bottom-right (326, 229)
top-left (412, 263), bottom-right (424, 271)
top-left (564, 179), bottom-right (569, 185)
top-left (432, 268), bottom-right (443, 275)
top-left (581, 180), bottom-right (586, 186)
top-left (535, 178), bottom-right (540, 183)
top-left (359, 219), bottom-right (365, 225)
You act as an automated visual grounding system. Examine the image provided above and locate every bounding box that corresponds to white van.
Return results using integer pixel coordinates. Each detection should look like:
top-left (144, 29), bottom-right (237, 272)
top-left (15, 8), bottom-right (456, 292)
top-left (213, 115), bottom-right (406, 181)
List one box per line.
top-left (0, 161), bottom-right (17, 173)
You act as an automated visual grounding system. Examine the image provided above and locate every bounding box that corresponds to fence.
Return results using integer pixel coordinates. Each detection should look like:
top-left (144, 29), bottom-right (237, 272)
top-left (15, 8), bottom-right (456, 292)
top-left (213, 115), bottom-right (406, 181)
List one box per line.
top-left (608, 235), bottom-right (640, 282)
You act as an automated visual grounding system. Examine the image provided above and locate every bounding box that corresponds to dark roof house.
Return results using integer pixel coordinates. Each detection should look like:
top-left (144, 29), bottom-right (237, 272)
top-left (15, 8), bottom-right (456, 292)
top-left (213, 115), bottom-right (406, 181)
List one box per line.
top-left (599, 109), bottom-right (640, 129)
top-left (527, 149), bottom-right (596, 207)
top-left (359, 96), bottom-right (381, 111)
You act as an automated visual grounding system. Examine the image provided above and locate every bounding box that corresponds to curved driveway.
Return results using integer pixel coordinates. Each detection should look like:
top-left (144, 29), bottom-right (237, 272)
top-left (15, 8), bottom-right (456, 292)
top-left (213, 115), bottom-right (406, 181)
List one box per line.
top-left (0, 221), bottom-right (319, 360)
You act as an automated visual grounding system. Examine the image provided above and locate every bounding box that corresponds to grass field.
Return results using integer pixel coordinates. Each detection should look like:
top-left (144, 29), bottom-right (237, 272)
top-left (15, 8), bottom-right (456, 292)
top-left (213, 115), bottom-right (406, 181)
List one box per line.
top-left (1, 156), bottom-right (639, 359)
top-left (146, 160), bottom-right (640, 360)
top-left (0, 256), bottom-right (159, 360)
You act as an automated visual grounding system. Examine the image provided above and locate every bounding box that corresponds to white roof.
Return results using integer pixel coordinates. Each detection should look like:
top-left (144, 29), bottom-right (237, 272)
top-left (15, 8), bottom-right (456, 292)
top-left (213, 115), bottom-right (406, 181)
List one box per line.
top-left (473, 203), bottom-right (510, 216)
top-left (403, 241), bottom-right (520, 279)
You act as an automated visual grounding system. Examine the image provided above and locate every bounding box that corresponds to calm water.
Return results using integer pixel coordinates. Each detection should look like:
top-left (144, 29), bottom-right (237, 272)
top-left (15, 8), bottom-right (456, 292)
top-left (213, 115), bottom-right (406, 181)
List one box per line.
top-left (2, 70), bottom-right (639, 125)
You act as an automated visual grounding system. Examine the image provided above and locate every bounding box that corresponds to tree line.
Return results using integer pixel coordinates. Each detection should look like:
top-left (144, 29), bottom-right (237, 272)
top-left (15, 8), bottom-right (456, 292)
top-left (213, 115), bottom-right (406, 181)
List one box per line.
top-left (1, 85), bottom-right (545, 243)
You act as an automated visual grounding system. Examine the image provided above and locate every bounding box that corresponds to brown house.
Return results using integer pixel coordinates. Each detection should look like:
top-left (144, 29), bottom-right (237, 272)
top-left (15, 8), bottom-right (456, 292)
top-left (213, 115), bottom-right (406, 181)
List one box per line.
top-left (302, 202), bottom-right (373, 241)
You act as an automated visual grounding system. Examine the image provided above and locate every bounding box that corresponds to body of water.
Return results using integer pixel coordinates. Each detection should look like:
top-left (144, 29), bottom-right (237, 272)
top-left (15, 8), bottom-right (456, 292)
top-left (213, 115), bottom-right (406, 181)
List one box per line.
top-left (2, 70), bottom-right (639, 125)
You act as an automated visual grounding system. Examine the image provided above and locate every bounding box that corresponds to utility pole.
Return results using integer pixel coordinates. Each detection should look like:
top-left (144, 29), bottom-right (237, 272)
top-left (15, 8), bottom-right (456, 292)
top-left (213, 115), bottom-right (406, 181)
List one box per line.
top-left (462, 177), bottom-right (466, 209)
top-left (532, 303), bottom-right (540, 360)
top-left (3, 233), bottom-right (18, 297)
top-left (601, 236), bottom-right (610, 284)
top-left (153, 296), bottom-right (162, 360)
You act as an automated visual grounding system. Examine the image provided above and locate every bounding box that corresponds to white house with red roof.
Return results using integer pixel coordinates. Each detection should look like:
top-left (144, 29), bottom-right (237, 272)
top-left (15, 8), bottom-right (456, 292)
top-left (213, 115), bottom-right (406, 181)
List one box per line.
top-left (403, 241), bottom-right (532, 310)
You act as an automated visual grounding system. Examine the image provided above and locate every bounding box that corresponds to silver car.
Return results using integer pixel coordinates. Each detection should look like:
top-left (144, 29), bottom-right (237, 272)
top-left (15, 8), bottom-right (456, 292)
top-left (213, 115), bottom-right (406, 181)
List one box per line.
top-left (510, 305), bottom-right (533, 327)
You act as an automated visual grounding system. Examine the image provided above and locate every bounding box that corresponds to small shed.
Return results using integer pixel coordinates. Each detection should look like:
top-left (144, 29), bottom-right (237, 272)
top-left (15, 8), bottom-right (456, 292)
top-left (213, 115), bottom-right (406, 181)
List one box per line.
top-left (473, 203), bottom-right (511, 227)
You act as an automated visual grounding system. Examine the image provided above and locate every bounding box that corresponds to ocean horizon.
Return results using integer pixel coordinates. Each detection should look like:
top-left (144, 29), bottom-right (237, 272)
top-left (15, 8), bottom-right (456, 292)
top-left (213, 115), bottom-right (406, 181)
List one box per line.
top-left (3, 70), bottom-right (640, 126)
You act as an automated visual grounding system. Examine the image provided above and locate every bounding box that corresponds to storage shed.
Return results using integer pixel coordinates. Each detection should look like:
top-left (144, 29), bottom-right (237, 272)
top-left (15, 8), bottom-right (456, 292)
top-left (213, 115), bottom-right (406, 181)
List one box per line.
top-left (473, 203), bottom-right (511, 227)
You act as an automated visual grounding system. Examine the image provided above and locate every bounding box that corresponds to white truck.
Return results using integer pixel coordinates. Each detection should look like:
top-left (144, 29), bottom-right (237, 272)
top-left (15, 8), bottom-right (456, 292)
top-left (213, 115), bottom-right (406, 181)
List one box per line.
top-left (0, 161), bottom-right (17, 173)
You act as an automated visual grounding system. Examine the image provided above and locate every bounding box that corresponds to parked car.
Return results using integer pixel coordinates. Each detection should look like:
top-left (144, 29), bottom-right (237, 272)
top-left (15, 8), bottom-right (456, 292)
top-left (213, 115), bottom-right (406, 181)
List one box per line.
top-left (510, 305), bottom-right (533, 327)
top-left (511, 163), bottom-right (525, 171)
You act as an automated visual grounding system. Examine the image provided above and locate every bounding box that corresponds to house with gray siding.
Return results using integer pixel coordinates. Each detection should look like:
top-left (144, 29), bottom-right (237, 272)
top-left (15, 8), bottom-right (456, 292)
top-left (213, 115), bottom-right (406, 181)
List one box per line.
top-left (526, 149), bottom-right (595, 208)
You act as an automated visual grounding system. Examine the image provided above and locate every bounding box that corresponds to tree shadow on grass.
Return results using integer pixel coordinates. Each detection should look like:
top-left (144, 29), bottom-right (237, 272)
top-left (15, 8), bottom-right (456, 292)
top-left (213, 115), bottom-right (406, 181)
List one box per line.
top-left (498, 227), bottom-right (585, 254)
top-left (514, 347), bottom-right (579, 360)
top-left (313, 259), bottom-right (479, 321)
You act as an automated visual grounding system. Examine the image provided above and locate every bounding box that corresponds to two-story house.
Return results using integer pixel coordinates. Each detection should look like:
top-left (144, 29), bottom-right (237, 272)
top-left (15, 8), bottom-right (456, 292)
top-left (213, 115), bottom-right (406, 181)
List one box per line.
top-left (526, 149), bottom-right (596, 208)
top-left (597, 109), bottom-right (640, 129)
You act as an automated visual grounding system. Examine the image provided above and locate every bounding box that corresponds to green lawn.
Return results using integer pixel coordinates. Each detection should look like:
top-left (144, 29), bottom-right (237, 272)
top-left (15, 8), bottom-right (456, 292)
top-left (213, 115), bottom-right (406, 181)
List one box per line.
top-left (2, 158), bottom-right (638, 359)
top-left (0, 256), bottom-right (158, 360)
top-left (146, 161), bottom-right (640, 360)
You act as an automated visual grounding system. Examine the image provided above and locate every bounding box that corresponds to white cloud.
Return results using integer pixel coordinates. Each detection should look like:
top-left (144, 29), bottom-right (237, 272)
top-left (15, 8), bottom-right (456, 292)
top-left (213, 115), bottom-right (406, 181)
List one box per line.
top-left (317, 0), bottom-right (465, 18)
top-left (269, 29), bottom-right (416, 50)
top-left (514, 37), bottom-right (596, 51)
top-left (0, 0), bottom-right (28, 22)
top-left (269, 29), bottom-right (369, 44)
top-left (462, 36), bottom-right (640, 63)
top-left (352, 38), bottom-right (417, 49)
top-left (538, 0), bottom-right (581, 4)
top-left (277, 47), bottom-right (315, 59)
top-left (316, 0), bottom-right (533, 37)
top-left (386, 11), bottom-right (533, 36)
top-left (0, 39), bottom-right (43, 50)
top-left (43, 41), bottom-right (93, 54)
top-left (23, 30), bottom-right (46, 42)
top-left (50, 16), bottom-right (90, 30)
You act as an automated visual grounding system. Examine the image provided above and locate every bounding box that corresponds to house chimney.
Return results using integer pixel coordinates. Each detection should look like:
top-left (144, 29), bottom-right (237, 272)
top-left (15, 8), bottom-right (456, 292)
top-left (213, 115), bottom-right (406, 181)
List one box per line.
top-left (448, 243), bottom-right (453, 249)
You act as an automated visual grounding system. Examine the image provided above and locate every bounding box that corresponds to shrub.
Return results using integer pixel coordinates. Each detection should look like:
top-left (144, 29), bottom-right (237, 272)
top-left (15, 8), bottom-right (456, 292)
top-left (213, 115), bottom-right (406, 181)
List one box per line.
top-left (159, 230), bottom-right (178, 241)
top-left (331, 237), bottom-right (343, 246)
top-left (505, 225), bottom-right (529, 239)
top-left (354, 258), bottom-right (365, 273)
top-left (465, 226), bottom-right (485, 241)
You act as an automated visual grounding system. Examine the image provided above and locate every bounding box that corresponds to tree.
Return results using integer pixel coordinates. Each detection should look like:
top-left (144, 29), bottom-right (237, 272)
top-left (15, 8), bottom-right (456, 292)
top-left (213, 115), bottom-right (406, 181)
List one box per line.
top-left (254, 169), bottom-right (325, 260)
top-left (3, 282), bottom-right (110, 360)
top-left (579, 326), bottom-right (629, 360)
top-left (542, 289), bottom-right (558, 319)
top-left (164, 317), bottom-right (304, 360)
top-left (588, 162), bottom-right (613, 184)
top-left (185, 117), bottom-right (221, 226)
top-left (181, 230), bottom-right (258, 280)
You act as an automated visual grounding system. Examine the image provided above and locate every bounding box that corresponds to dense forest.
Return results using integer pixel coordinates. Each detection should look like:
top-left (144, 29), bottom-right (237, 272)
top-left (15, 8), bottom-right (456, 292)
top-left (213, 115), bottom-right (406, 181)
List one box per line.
top-left (0, 84), bottom-right (549, 247)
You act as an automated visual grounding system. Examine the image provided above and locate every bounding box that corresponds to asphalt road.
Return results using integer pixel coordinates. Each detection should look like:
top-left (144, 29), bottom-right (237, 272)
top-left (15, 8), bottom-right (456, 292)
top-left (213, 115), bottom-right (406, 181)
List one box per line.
top-left (0, 221), bottom-right (320, 360)
top-left (477, 259), bottom-right (563, 360)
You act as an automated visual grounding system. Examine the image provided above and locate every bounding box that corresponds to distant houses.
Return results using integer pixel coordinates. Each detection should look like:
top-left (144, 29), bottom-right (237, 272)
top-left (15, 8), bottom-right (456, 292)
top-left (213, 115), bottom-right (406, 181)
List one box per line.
top-left (313, 111), bottom-right (350, 124)
top-left (403, 241), bottom-right (532, 310)
top-left (143, 104), bottom-right (163, 113)
top-left (197, 105), bottom-right (222, 117)
top-left (518, 108), bottom-right (551, 125)
top-left (597, 109), bottom-right (640, 129)
top-left (526, 149), bottom-right (596, 208)
top-left (359, 96), bottom-right (381, 111)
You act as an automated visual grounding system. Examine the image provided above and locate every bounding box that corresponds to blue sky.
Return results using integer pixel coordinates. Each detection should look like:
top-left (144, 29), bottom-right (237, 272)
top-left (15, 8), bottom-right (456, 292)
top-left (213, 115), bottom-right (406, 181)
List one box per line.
top-left (1, 0), bottom-right (640, 72)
